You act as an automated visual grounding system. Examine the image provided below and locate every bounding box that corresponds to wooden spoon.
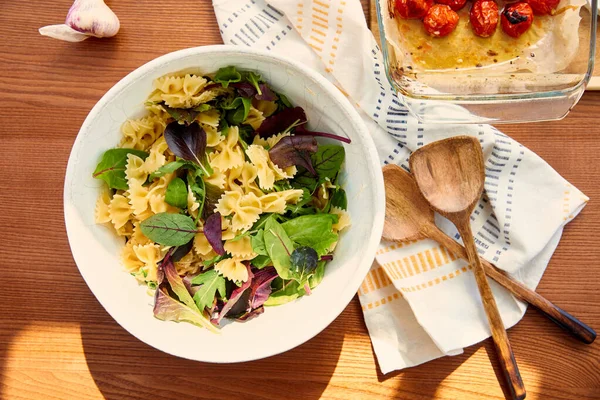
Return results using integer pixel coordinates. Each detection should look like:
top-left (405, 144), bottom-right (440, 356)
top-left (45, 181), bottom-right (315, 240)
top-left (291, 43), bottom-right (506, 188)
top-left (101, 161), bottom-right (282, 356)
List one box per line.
top-left (409, 136), bottom-right (526, 400)
top-left (383, 164), bottom-right (596, 344)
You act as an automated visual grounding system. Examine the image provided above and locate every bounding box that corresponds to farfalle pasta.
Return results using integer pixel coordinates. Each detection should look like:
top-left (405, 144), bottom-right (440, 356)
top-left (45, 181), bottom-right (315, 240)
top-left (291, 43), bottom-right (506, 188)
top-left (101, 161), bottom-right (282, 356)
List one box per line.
top-left (92, 66), bottom-right (350, 331)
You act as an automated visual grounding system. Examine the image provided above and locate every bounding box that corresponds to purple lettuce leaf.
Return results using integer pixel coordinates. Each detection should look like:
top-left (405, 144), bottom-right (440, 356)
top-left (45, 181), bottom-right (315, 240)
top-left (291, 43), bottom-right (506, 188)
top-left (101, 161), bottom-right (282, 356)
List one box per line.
top-left (153, 287), bottom-right (218, 332)
top-left (163, 256), bottom-right (199, 311)
top-left (269, 135), bottom-right (317, 175)
top-left (256, 107), bottom-right (306, 138)
top-left (231, 82), bottom-right (257, 98)
top-left (249, 267), bottom-right (278, 309)
top-left (256, 106), bottom-right (351, 143)
top-left (215, 264), bottom-right (254, 324)
top-left (203, 212), bottom-right (225, 255)
top-left (156, 247), bottom-right (177, 285)
top-left (171, 239), bottom-right (194, 262)
top-left (255, 84), bottom-right (277, 101)
top-left (235, 306), bottom-right (265, 322)
top-left (163, 121), bottom-right (208, 166)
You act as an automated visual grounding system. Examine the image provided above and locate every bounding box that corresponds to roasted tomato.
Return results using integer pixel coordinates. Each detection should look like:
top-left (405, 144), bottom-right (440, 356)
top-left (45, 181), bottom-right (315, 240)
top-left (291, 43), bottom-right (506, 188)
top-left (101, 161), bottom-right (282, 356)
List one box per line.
top-left (470, 0), bottom-right (499, 38)
top-left (423, 5), bottom-right (460, 37)
top-left (436, 0), bottom-right (468, 11)
top-left (525, 0), bottom-right (560, 15)
top-left (501, 2), bottom-right (534, 38)
top-left (395, 0), bottom-right (434, 19)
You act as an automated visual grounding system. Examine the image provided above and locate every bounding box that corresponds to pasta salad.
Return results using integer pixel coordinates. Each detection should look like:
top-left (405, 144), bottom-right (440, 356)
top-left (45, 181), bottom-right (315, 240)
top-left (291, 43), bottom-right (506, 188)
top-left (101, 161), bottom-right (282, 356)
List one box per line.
top-left (92, 66), bottom-right (351, 331)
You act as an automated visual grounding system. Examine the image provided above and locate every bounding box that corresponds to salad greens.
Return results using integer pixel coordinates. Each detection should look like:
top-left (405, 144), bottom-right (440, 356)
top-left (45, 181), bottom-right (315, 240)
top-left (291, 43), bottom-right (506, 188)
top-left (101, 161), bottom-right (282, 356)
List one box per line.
top-left (93, 65), bottom-right (351, 331)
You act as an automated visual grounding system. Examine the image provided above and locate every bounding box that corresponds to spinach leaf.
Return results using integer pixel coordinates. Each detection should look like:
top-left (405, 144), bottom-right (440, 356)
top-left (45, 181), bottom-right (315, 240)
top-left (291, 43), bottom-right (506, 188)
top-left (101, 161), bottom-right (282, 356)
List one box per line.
top-left (289, 246), bottom-right (318, 283)
top-left (244, 71), bottom-right (262, 94)
top-left (165, 177), bottom-right (188, 208)
top-left (285, 188), bottom-right (313, 215)
top-left (264, 280), bottom-right (304, 306)
top-left (251, 255), bottom-right (271, 269)
top-left (140, 213), bottom-right (197, 246)
top-left (252, 213), bottom-right (275, 231)
top-left (150, 160), bottom-right (189, 180)
top-left (308, 261), bottom-right (326, 289)
top-left (188, 171), bottom-right (206, 220)
top-left (191, 269), bottom-right (227, 311)
top-left (92, 148), bottom-right (149, 190)
top-left (263, 218), bottom-right (294, 279)
top-left (214, 66), bottom-right (241, 88)
top-left (226, 97), bottom-right (251, 125)
top-left (275, 92), bottom-right (293, 110)
top-left (251, 230), bottom-right (268, 256)
top-left (330, 188), bottom-right (347, 210)
top-left (312, 145), bottom-right (345, 181)
top-left (282, 214), bottom-right (338, 256)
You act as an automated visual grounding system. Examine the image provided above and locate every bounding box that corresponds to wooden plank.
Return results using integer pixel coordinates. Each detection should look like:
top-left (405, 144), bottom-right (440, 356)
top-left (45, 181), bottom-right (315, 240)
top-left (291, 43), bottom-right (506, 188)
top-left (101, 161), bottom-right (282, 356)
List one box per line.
top-left (0, 1), bottom-right (598, 399)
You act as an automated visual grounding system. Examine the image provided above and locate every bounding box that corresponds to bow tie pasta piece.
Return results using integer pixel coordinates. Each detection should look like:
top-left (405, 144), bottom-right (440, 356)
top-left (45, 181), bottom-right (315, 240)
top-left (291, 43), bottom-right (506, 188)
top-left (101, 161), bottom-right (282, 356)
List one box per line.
top-left (330, 206), bottom-right (352, 233)
top-left (210, 126), bottom-right (245, 171)
top-left (187, 185), bottom-right (200, 219)
top-left (130, 222), bottom-right (151, 246)
top-left (221, 217), bottom-right (239, 241)
top-left (203, 124), bottom-right (225, 148)
top-left (121, 241), bottom-right (144, 274)
top-left (143, 135), bottom-right (170, 174)
top-left (127, 180), bottom-right (150, 217)
top-left (125, 153), bottom-right (148, 183)
top-left (182, 74), bottom-right (208, 96)
top-left (115, 221), bottom-right (134, 237)
top-left (147, 173), bottom-right (175, 197)
top-left (226, 162), bottom-right (262, 196)
top-left (153, 75), bottom-right (184, 94)
top-left (204, 164), bottom-right (227, 190)
top-left (258, 189), bottom-right (304, 213)
top-left (148, 194), bottom-right (179, 214)
top-left (133, 243), bottom-right (164, 282)
top-left (145, 102), bottom-right (171, 123)
top-left (193, 232), bottom-right (218, 261)
top-left (215, 257), bottom-right (250, 282)
top-left (216, 191), bottom-right (262, 232)
top-left (197, 109), bottom-right (220, 128)
top-left (108, 194), bottom-right (132, 230)
top-left (252, 132), bottom-right (290, 149)
top-left (224, 236), bottom-right (257, 259)
top-left (95, 189), bottom-right (112, 224)
top-left (120, 116), bottom-right (166, 151)
top-left (174, 250), bottom-right (202, 276)
top-left (243, 106), bottom-right (265, 131)
top-left (253, 99), bottom-right (278, 118)
top-left (246, 145), bottom-right (297, 190)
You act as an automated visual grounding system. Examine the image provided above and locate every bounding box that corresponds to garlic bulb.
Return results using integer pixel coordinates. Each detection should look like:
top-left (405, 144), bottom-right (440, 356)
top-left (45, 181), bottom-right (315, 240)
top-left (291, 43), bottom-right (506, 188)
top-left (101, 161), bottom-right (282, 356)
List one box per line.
top-left (39, 0), bottom-right (120, 42)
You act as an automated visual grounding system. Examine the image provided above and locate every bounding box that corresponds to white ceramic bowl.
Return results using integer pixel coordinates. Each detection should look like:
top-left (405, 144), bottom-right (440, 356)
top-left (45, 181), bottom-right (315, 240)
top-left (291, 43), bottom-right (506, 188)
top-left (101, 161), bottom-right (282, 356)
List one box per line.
top-left (64, 45), bottom-right (384, 363)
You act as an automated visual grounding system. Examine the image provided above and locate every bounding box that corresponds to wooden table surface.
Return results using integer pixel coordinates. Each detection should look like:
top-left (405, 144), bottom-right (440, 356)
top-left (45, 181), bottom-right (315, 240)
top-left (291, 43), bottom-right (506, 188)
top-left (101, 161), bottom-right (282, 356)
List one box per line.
top-left (1, 1), bottom-right (599, 399)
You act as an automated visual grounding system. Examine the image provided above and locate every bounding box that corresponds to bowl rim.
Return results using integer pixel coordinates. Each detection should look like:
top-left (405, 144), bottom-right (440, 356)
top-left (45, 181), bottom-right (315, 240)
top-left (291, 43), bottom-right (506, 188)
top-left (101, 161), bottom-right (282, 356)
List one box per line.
top-left (63, 44), bottom-right (385, 363)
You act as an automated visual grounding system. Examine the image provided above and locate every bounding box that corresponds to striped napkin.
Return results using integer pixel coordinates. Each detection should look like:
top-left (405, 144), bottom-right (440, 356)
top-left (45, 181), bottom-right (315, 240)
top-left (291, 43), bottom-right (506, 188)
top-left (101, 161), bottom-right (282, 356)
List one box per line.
top-left (212, 0), bottom-right (588, 374)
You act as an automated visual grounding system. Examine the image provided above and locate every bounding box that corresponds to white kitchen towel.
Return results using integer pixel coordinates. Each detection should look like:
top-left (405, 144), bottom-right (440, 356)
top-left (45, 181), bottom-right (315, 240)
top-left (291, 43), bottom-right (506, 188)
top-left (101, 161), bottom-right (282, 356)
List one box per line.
top-left (212, 0), bottom-right (588, 374)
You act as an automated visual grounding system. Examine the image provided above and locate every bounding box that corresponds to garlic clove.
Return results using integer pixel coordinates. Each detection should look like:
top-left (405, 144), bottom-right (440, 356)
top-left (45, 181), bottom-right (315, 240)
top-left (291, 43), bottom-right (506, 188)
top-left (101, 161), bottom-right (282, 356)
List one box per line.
top-left (39, 0), bottom-right (120, 42)
top-left (65, 0), bottom-right (120, 39)
top-left (38, 24), bottom-right (91, 42)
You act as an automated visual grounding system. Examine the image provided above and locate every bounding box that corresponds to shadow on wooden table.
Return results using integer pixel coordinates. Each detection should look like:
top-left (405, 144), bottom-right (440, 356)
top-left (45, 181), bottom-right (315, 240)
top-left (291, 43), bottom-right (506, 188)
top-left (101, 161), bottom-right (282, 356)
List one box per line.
top-left (79, 308), bottom-right (345, 400)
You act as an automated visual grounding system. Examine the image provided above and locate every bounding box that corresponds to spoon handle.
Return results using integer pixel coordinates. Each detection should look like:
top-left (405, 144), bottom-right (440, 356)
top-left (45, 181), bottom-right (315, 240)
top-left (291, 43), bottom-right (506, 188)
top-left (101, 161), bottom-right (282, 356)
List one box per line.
top-left (454, 218), bottom-right (526, 400)
top-left (427, 225), bottom-right (596, 344)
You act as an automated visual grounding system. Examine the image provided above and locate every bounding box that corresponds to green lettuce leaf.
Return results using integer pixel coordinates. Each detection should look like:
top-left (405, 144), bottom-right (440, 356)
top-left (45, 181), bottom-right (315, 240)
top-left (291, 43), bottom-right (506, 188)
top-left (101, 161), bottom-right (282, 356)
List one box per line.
top-left (263, 218), bottom-right (294, 279)
top-left (214, 66), bottom-right (241, 88)
top-left (191, 269), bottom-right (227, 311)
top-left (282, 214), bottom-right (338, 256)
top-left (153, 287), bottom-right (218, 333)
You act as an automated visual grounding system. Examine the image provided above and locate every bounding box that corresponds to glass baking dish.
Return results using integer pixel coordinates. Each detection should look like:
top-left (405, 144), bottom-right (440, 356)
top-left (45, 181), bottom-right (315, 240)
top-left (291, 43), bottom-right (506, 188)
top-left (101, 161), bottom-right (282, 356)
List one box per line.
top-left (376, 0), bottom-right (598, 124)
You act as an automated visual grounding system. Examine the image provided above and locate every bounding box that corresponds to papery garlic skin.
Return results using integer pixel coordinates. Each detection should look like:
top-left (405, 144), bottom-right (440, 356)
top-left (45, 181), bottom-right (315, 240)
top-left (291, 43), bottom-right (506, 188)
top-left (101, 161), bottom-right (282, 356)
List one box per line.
top-left (39, 0), bottom-right (120, 42)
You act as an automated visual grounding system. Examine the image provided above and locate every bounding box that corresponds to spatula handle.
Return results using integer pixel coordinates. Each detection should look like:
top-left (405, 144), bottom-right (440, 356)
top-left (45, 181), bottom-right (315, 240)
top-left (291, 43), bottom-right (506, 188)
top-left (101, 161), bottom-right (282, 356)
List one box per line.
top-left (455, 219), bottom-right (526, 400)
top-left (428, 225), bottom-right (596, 344)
